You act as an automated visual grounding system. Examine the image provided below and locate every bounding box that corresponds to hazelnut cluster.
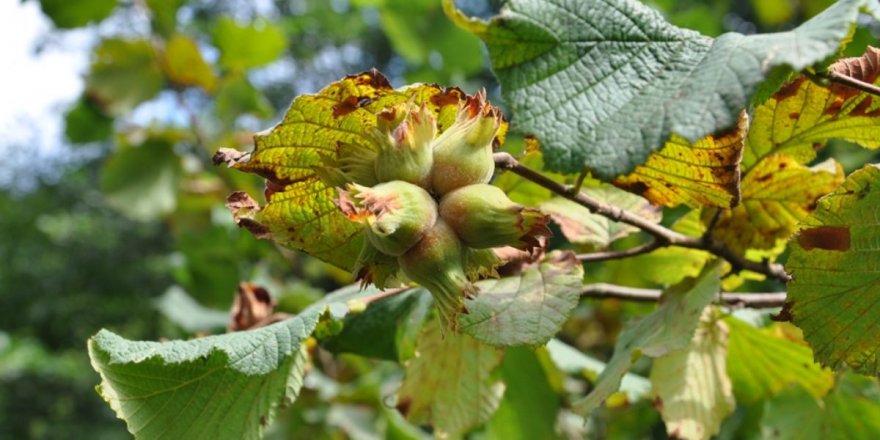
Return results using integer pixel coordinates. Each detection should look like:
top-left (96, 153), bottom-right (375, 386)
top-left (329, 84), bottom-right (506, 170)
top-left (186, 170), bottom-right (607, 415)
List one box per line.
top-left (335, 92), bottom-right (550, 331)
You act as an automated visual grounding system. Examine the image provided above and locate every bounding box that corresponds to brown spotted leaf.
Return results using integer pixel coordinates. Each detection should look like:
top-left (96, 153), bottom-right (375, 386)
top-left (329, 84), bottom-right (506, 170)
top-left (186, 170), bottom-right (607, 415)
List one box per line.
top-left (744, 47), bottom-right (880, 169)
top-left (707, 155), bottom-right (844, 253)
top-left (225, 70), bottom-right (497, 270)
top-left (613, 113), bottom-right (746, 208)
top-left (786, 164), bottom-right (880, 375)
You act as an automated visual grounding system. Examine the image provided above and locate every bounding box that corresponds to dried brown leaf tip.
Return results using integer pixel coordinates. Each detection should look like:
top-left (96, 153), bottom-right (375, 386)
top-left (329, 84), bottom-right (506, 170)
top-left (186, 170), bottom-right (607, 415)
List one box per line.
top-left (228, 283), bottom-right (279, 332)
top-left (212, 148), bottom-right (249, 167)
top-left (226, 192), bottom-right (271, 239)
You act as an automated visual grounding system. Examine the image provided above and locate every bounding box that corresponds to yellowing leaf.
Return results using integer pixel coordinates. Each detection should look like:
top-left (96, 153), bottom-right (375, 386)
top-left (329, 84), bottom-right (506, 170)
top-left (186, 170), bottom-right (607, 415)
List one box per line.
top-left (708, 155), bottom-right (844, 253)
top-left (785, 164), bottom-right (880, 375)
top-left (541, 185), bottom-right (661, 248)
top-left (726, 318), bottom-right (833, 403)
top-left (576, 261), bottom-right (721, 415)
top-left (222, 70), bottom-right (496, 271)
top-left (744, 47), bottom-right (880, 169)
top-left (650, 309), bottom-right (735, 440)
top-left (396, 319), bottom-right (505, 438)
top-left (161, 34), bottom-right (217, 92)
top-left (614, 113), bottom-right (746, 208)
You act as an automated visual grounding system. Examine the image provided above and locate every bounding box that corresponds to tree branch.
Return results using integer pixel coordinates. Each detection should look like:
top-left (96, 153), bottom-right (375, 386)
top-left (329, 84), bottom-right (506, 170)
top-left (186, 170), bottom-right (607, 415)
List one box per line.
top-left (581, 283), bottom-right (787, 308)
top-left (827, 70), bottom-right (880, 97)
top-left (494, 152), bottom-right (791, 282)
top-left (577, 240), bottom-right (662, 262)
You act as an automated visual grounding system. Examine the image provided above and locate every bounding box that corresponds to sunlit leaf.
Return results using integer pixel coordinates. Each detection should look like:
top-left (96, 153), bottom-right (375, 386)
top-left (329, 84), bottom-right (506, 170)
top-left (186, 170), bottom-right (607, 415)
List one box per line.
top-left (613, 113), bottom-right (746, 208)
top-left (161, 34), bottom-right (217, 92)
top-left (605, 210), bottom-right (711, 286)
top-left (760, 374), bottom-right (880, 439)
top-left (708, 155), bottom-right (844, 253)
top-left (541, 186), bottom-right (661, 248)
top-left (38, 0), bottom-right (116, 28)
top-left (575, 261), bottom-right (721, 415)
top-left (224, 70), bottom-right (497, 270)
top-left (100, 139), bottom-right (182, 221)
top-left (446, 0), bottom-right (879, 177)
top-left (88, 284), bottom-right (376, 440)
top-left (396, 319), bottom-right (505, 438)
top-left (785, 164), bottom-right (880, 375)
top-left (86, 39), bottom-right (164, 115)
top-left (725, 318), bottom-right (833, 403)
top-left (458, 251), bottom-right (584, 346)
top-left (545, 339), bottom-right (650, 401)
top-left (650, 309), bottom-right (735, 440)
top-left (744, 47), bottom-right (880, 169)
top-left (214, 18), bottom-right (287, 71)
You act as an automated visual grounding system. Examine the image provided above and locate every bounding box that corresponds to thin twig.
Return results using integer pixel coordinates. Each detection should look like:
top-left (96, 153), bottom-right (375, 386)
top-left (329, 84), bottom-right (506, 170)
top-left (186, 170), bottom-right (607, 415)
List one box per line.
top-left (577, 240), bottom-right (662, 262)
top-left (827, 70), bottom-right (880, 97)
top-left (581, 283), bottom-right (787, 308)
top-left (494, 152), bottom-right (791, 282)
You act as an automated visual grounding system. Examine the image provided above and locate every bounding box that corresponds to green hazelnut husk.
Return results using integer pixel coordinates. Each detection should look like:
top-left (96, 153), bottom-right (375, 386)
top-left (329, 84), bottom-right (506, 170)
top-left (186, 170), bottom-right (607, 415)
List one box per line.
top-left (373, 103), bottom-right (436, 188)
top-left (398, 219), bottom-right (476, 332)
top-left (337, 180), bottom-right (437, 256)
top-left (430, 90), bottom-right (501, 195)
top-left (439, 183), bottom-right (551, 251)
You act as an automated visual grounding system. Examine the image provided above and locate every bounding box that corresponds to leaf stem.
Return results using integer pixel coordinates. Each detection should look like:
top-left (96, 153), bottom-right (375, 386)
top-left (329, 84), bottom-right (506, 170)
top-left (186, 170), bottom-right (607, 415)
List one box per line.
top-left (577, 240), bottom-right (662, 262)
top-left (581, 283), bottom-right (787, 308)
top-left (825, 70), bottom-right (880, 97)
top-left (493, 152), bottom-right (791, 282)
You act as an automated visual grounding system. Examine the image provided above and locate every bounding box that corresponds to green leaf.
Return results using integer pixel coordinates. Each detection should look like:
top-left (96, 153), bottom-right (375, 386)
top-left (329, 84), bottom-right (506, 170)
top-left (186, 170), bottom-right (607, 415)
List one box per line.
top-left (396, 319), bottom-right (505, 437)
top-left (225, 70), bottom-right (497, 271)
top-left (215, 75), bottom-right (275, 123)
top-left (487, 347), bottom-right (561, 440)
top-left (145, 0), bottom-right (187, 37)
top-left (613, 114), bottom-right (746, 208)
top-left (377, 0), bottom-right (485, 78)
top-left (744, 47), bottom-right (880, 170)
top-left (785, 164), bottom-right (880, 375)
top-left (545, 339), bottom-right (650, 401)
top-left (86, 39), bottom-right (164, 116)
top-left (321, 287), bottom-right (432, 362)
top-left (457, 251), bottom-right (584, 346)
top-left (605, 209), bottom-right (711, 286)
top-left (38, 0), bottom-right (116, 28)
top-left (649, 309), bottom-right (735, 440)
top-left (88, 284), bottom-right (375, 440)
top-left (446, 0), bottom-right (879, 177)
top-left (760, 374), bottom-right (880, 440)
top-left (541, 186), bottom-right (660, 248)
top-left (100, 139), bottom-right (182, 221)
top-left (214, 18), bottom-right (287, 71)
top-left (725, 318), bottom-right (833, 404)
top-left (575, 260), bottom-right (721, 415)
top-left (708, 155), bottom-right (844, 253)
top-left (63, 97), bottom-right (114, 144)
top-left (161, 34), bottom-right (217, 92)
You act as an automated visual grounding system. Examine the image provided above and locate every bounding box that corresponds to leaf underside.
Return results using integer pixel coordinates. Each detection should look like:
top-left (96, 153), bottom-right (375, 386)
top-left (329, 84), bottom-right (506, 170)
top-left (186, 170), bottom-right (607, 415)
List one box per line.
top-left (448, 0), bottom-right (878, 178)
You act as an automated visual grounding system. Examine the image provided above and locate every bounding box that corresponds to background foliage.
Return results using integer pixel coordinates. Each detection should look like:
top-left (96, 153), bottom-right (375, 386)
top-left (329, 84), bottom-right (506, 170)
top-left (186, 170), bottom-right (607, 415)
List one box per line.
top-left (3, 0), bottom-right (880, 438)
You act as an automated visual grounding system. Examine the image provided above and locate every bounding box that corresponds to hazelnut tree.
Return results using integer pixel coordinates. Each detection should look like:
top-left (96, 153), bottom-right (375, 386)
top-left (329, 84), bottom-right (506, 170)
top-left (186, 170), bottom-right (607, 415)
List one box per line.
top-left (83, 0), bottom-right (880, 439)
